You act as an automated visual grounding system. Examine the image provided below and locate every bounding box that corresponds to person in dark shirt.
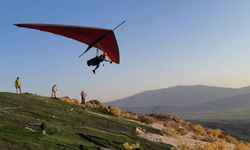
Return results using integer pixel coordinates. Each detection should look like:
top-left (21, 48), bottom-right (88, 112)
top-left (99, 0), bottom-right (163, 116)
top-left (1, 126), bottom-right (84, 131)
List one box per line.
top-left (80, 90), bottom-right (87, 104)
top-left (87, 53), bottom-right (111, 74)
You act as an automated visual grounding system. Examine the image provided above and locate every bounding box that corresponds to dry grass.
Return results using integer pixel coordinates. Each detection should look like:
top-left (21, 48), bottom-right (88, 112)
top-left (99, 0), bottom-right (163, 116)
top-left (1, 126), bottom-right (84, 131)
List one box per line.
top-left (110, 106), bottom-right (121, 117)
top-left (204, 140), bottom-right (228, 150)
top-left (177, 142), bottom-right (192, 150)
top-left (61, 96), bottom-right (80, 105)
top-left (122, 142), bottom-right (140, 150)
top-left (164, 126), bottom-right (179, 138)
top-left (223, 135), bottom-right (238, 144)
top-left (177, 127), bottom-right (189, 136)
top-left (99, 103), bottom-right (110, 113)
top-left (178, 140), bottom-right (229, 150)
top-left (192, 124), bottom-right (207, 135)
top-left (84, 102), bottom-right (94, 109)
top-left (235, 142), bottom-right (250, 150)
top-left (138, 115), bottom-right (156, 124)
top-left (122, 111), bottom-right (138, 120)
top-left (206, 128), bottom-right (223, 138)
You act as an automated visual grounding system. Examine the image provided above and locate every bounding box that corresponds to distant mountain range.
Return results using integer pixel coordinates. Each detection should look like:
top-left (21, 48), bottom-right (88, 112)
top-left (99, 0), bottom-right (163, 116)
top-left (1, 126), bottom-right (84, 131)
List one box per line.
top-left (107, 85), bottom-right (250, 118)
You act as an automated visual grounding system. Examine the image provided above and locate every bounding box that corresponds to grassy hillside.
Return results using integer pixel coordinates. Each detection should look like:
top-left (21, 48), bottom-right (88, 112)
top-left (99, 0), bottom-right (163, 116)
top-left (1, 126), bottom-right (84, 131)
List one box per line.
top-left (0, 92), bottom-right (172, 150)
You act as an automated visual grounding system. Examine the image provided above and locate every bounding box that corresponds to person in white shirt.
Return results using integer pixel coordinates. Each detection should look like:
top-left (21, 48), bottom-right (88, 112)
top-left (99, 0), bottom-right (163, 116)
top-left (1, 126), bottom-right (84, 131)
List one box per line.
top-left (51, 84), bottom-right (58, 98)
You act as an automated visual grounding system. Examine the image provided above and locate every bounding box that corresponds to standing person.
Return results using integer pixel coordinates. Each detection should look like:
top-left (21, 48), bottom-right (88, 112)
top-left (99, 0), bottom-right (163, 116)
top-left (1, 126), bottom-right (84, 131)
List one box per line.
top-left (15, 77), bottom-right (21, 94)
top-left (51, 84), bottom-right (58, 98)
top-left (80, 90), bottom-right (87, 104)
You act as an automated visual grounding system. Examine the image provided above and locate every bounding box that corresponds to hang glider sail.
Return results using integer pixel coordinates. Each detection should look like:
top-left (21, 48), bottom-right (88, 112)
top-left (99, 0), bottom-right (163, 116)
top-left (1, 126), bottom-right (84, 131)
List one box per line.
top-left (14, 22), bottom-right (125, 64)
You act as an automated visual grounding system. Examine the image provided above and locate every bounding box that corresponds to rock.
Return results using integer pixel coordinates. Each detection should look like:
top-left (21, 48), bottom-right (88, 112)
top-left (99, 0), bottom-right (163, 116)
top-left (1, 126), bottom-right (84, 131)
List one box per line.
top-left (25, 127), bottom-right (36, 132)
top-left (42, 130), bottom-right (46, 135)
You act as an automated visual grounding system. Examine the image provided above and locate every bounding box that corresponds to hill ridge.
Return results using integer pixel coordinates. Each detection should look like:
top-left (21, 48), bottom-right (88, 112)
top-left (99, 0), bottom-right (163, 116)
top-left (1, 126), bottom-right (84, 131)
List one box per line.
top-left (108, 85), bottom-right (250, 108)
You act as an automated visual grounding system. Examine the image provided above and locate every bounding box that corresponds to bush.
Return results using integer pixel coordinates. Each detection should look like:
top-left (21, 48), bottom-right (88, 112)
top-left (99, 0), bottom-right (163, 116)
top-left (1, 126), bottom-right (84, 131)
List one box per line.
top-left (110, 106), bottom-right (121, 117)
top-left (99, 104), bottom-right (110, 113)
top-left (164, 126), bottom-right (178, 138)
top-left (193, 124), bottom-right (207, 135)
top-left (223, 135), bottom-right (238, 144)
top-left (166, 114), bottom-right (175, 120)
top-left (181, 121), bottom-right (191, 129)
top-left (177, 127), bottom-right (189, 136)
top-left (61, 96), bottom-right (80, 105)
top-left (73, 99), bottom-right (80, 105)
top-left (149, 113), bottom-right (169, 121)
top-left (85, 103), bottom-right (94, 109)
top-left (163, 121), bottom-right (173, 127)
top-left (207, 128), bottom-right (223, 138)
top-left (138, 115), bottom-right (156, 124)
top-left (122, 142), bottom-right (140, 150)
top-left (122, 112), bottom-right (138, 120)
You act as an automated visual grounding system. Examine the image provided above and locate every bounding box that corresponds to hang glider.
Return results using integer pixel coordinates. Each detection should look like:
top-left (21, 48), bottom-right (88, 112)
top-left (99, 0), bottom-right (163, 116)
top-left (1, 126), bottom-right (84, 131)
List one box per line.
top-left (14, 22), bottom-right (125, 64)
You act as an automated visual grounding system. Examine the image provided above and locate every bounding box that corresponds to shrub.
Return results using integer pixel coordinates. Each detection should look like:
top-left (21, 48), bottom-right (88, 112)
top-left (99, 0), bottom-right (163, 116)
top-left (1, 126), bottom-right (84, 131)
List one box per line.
top-left (84, 100), bottom-right (103, 109)
top-left (138, 115), bottom-right (156, 124)
top-left (63, 99), bottom-right (70, 103)
top-left (193, 124), bottom-right (207, 135)
top-left (149, 113), bottom-right (169, 121)
top-left (73, 99), bottom-right (80, 105)
top-left (99, 104), bottom-right (110, 113)
top-left (163, 121), bottom-right (171, 127)
top-left (166, 114), bottom-right (175, 120)
top-left (61, 96), bottom-right (80, 105)
top-left (110, 106), bottom-right (121, 117)
top-left (207, 128), bottom-right (223, 138)
top-left (223, 135), bottom-right (238, 144)
top-left (83, 100), bottom-right (110, 114)
top-left (212, 129), bottom-right (223, 137)
top-left (177, 127), bottom-right (189, 136)
top-left (85, 103), bottom-right (94, 109)
top-left (122, 142), bottom-right (140, 150)
top-left (122, 112), bottom-right (138, 120)
top-left (181, 121), bottom-right (191, 129)
top-left (164, 126), bottom-right (179, 138)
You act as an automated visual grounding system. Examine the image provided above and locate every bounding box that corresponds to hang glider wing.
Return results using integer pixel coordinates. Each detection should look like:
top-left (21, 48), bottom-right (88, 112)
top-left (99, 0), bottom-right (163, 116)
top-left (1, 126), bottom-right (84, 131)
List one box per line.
top-left (14, 24), bottom-right (120, 64)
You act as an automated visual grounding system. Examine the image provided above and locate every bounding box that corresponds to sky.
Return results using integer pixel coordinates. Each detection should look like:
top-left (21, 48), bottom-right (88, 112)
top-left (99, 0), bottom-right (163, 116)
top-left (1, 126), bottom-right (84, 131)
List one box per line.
top-left (1, 0), bottom-right (250, 102)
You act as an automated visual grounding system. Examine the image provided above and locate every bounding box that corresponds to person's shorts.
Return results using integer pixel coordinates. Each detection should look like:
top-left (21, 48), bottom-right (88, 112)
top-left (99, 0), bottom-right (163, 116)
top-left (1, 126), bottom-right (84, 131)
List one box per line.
top-left (16, 86), bottom-right (21, 89)
top-left (87, 57), bottom-right (99, 66)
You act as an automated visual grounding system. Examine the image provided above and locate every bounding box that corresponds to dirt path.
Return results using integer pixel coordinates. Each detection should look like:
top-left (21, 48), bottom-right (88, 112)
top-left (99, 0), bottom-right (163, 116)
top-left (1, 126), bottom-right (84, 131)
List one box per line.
top-left (86, 110), bottom-right (141, 124)
top-left (0, 106), bottom-right (23, 110)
